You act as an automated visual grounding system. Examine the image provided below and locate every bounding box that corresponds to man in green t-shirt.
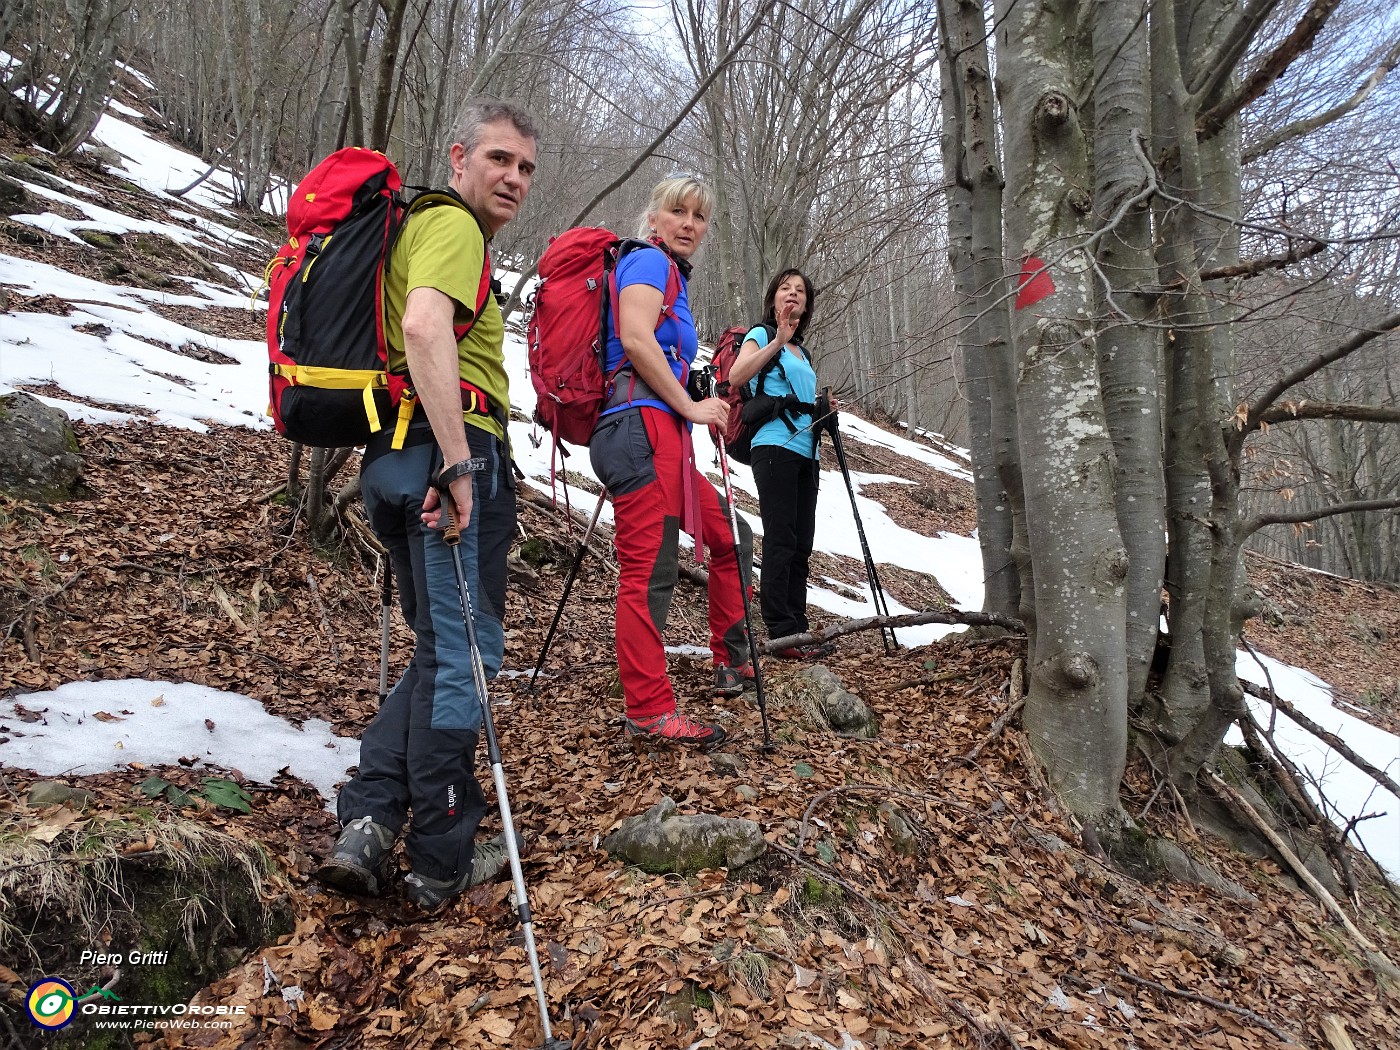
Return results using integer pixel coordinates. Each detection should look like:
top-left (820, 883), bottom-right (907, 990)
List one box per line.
top-left (319, 97), bottom-right (537, 912)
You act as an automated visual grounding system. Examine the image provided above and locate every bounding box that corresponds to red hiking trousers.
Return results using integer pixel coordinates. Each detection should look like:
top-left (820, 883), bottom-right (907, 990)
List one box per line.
top-left (599, 406), bottom-right (751, 720)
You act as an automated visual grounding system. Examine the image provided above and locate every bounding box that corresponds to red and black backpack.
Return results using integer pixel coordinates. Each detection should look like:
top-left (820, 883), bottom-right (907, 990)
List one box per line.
top-left (263, 148), bottom-right (492, 449)
top-left (526, 229), bottom-right (680, 452)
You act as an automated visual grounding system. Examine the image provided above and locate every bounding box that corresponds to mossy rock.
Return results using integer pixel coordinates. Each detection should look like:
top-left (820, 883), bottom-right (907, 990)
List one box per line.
top-left (656, 980), bottom-right (714, 1028)
top-left (602, 796), bottom-right (765, 876)
top-left (0, 807), bottom-right (294, 1048)
top-left (78, 229), bottom-right (125, 250)
top-left (0, 392), bottom-right (84, 501)
top-left (16, 152), bottom-right (59, 173)
top-left (2, 219), bottom-right (51, 246)
top-left (0, 157), bottom-right (67, 193)
top-left (131, 265), bottom-right (178, 289)
top-left (518, 535), bottom-right (562, 568)
top-left (794, 665), bottom-right (880, 738)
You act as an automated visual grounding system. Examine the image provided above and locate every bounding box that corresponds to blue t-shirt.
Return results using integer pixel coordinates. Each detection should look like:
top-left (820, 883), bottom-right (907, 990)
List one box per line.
top-left (744, 324), bottom-right (818, 459)
top-left (600, 245), bottom-right (695, 418)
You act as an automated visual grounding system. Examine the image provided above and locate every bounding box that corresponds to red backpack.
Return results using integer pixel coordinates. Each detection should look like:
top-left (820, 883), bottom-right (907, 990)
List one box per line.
top-left (527, 228), bottom-right (680, 450)
top-left (264, 148), bottom-right (491, 449)
top-left (712, 323), bottom-right (813, 465)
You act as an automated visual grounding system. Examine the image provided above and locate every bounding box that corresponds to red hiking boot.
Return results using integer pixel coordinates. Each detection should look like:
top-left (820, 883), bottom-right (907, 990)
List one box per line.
top-left (774, 641), bottom-right (836, 661)
top-left (626, 709), bottom-right (727, 749)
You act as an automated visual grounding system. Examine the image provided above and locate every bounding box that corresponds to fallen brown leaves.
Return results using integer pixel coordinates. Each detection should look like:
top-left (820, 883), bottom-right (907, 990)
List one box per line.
top-left (2, 422), bottom-right (1398, 1049)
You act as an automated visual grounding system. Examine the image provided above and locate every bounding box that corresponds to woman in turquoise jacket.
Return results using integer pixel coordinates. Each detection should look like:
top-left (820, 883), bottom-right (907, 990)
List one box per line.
top-left (726, 268), bottom-right (833, 659)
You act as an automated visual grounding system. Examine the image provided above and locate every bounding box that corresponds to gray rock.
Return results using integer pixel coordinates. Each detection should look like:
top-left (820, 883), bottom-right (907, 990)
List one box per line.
top-left (709, 752), bottom-right (744, 775)
top-left (27, 782), bottom-right (95, 808)
top-left (0, 174), bottom-right (30, 216)
top-left (800, 665), bottom-right (880, 738)
top-left (0, 158), bottom-right (68, 194)
top-left (79, 144), bottom-right (124, 171)
top-left (0, 393), bottom-right (85, 501)
top-left (877, 802), bottom-right (919, 856)
top-left (602, 796), bottom-right (766, 876)
top-left (735, 785), bottom-right (758, 802)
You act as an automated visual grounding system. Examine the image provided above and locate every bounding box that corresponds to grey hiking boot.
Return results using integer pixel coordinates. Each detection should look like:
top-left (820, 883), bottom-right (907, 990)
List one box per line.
top-left (712, 663), bottom-right (755, 698)
top-left (318, 815), bottom-right (396, 897)
top-left (403, 831), bottom-right (525, 912)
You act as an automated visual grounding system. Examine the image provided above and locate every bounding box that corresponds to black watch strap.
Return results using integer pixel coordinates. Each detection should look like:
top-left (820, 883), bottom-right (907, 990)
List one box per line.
top-left (436, 457), bottom-right (487, 490)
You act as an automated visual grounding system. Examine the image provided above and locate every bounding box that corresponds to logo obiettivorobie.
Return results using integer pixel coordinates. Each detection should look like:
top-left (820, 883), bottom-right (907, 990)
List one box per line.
top-left (26, 977), bottom-right (77, 1030)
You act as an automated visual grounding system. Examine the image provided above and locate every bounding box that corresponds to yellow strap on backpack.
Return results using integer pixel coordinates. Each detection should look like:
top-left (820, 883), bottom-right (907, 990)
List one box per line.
top-left (392, 390), bottom-right (417, 450)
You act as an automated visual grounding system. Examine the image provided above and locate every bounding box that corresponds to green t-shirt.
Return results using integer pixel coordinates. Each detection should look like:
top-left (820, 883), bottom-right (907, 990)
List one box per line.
top-left (383, 203), bottom-right (507, 440)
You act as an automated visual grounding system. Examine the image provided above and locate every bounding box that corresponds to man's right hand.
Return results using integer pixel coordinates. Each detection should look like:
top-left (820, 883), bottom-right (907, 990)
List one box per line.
top-left (422, 475), bottom-right (474, 535)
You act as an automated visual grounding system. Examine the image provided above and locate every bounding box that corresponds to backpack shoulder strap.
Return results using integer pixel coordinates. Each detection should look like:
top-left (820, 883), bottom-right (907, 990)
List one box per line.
top-left (609, 241), bottom-right (683, 380)
top-left (395, 188), bottom-right (494, 337)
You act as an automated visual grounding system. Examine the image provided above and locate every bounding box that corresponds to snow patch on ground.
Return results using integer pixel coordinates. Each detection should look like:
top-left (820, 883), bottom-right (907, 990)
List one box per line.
top-left (1, 680), bottom-right (358, 803)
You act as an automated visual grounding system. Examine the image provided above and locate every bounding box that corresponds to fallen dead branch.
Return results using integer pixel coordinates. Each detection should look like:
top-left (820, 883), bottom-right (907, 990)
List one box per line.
top-left (1205, 771), bottom-right (1400, 985)
top-left (964, 660), bottom-right (1024, 761)
top-left (1240, 678), bottom-right (1400, 799)
top-left (3, 570), bottom-right (84, 645)
top-left (795, 782), bottom-right (979, 852)
top-left (305, 572), bottom-right (342, 665)
top-left (1097, 969), bottom-right (1303, 1046)
top-left (767, 608), bottom-right (1024, 654)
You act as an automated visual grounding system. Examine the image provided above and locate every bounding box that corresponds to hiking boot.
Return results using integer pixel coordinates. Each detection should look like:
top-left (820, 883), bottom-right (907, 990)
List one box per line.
top-left (625, 709), bottom-right (727, 749)
top-left (712, 663), bottom-right (754, 697)
top-left (318, 815), bottom-right (395, 897)
top-left (403, 831), bottom-right (524, 912)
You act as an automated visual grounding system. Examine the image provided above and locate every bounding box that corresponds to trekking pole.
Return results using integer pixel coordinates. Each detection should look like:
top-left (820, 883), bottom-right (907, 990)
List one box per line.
top-left (436, 480), bottom-right (569, 1050)
top-left (823, 391), bottom-right (897, 653)
top-left (527, 487), bottom-right (608, 694)
top-left (702, 368), bottom-right (773, 751)
top-left (378, 561), bottom-right (393, 704)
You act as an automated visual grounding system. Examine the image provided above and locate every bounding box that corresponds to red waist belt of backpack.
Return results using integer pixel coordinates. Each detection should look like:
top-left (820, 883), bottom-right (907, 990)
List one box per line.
top-left (390, 378), bottom-right (495, 448)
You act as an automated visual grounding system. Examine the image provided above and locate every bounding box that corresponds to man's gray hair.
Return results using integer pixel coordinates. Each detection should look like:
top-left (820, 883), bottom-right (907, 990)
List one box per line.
top-left (451, 96), bottom-right (539, 154)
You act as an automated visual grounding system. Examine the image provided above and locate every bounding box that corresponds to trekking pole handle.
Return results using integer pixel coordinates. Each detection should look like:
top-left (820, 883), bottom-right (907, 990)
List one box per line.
top-left (434, 457), bottom-right (486, 546)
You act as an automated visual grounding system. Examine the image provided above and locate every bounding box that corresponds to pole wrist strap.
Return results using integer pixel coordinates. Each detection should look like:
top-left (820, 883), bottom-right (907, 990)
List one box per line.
top-left (436, 457), bottom-right (487, 491)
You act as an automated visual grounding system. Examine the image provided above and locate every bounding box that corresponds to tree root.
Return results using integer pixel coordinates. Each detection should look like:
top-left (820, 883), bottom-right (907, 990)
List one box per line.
top-left (1030, 829), bottom-right (1250, 967)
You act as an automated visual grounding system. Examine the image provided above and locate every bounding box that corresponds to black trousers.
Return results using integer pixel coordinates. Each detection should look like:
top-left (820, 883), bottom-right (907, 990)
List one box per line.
top-left (751, 444), bottom-right (819, 640)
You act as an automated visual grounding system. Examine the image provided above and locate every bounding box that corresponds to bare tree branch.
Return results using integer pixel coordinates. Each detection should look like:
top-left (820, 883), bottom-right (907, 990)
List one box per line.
top-left (1255, 400), bottom-right (1400, 426)
top-left (1186, 0), bottom-right (1286, 105)
top-left (1245, 36), bottom-right (1400, 164)
top-left (1242, 497), bottom-right (1400, 539)
top-left (1239, 680), bottom-right (1400, 800)
top-left (1196, 0), bottom-right (1342, 142)
top-left (765, 608), bottom-right (1024, 654)
top-left (1241, 311), bottom-right (1400, 436)
top-left (500, 0), bottom-right (779, 320)
top-left (1197, 239), bottom-right (1327, 282)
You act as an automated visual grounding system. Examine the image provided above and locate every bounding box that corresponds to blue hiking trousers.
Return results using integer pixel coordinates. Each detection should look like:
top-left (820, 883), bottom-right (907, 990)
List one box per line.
top-left (336, 424), bottom-right (515, 883)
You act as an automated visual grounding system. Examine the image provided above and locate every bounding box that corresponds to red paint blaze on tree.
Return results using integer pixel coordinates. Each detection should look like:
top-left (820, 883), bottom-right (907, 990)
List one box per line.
top-left (1015, 256), bottom-right (1055, 309)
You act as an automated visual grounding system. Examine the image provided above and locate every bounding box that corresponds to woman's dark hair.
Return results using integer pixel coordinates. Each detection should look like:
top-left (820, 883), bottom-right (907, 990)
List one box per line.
top-left (760, 268), bottom-right (817, 344)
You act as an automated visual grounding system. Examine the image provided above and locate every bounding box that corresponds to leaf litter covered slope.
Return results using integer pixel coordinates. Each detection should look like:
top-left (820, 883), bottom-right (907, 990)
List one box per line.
top-left (2, 422), bottom-right (1399, 1048)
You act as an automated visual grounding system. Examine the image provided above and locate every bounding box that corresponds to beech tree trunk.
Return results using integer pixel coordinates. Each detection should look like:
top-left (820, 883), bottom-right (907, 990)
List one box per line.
top-left (994, 0), bottom-right (1128, 829)
top-left (937, 0), bottom-right (1021, 620)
